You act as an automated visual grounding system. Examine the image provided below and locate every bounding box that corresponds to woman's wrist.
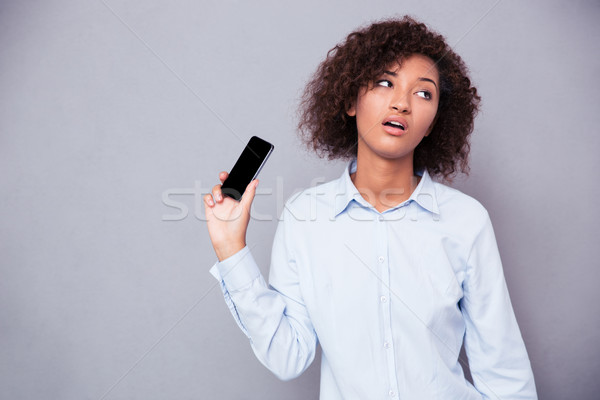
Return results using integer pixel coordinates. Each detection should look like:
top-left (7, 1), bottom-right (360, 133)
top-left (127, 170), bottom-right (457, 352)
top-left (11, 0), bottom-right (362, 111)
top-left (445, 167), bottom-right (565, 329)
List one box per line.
top-left (215, 241), bottom-right (246, 262)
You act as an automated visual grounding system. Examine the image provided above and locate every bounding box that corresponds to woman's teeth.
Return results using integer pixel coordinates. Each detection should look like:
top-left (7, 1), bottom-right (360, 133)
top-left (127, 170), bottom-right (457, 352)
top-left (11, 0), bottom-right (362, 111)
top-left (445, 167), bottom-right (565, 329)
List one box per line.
top-left (385, 121), bottom-right (405, 130)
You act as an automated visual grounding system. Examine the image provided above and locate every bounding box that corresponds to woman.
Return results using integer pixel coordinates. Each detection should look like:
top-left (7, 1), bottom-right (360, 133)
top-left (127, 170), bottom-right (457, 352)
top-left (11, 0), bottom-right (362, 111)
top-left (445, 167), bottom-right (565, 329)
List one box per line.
top-left (204, 16), bottom-right (537, 399)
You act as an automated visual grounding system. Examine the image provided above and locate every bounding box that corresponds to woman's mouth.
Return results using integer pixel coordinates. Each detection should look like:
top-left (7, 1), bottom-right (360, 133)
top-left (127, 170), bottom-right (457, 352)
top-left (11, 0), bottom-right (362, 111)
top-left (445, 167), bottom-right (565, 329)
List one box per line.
top-left (382, 117), bottom-right (408, 135)
top-left (384, 121), bottom-right (406, 130)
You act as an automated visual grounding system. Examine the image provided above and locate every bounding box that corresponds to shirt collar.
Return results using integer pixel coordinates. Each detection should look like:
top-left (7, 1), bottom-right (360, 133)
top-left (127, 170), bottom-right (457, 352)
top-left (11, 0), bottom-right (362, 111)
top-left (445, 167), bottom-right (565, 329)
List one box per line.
top-left (333, 159), bottom-right (440, 217)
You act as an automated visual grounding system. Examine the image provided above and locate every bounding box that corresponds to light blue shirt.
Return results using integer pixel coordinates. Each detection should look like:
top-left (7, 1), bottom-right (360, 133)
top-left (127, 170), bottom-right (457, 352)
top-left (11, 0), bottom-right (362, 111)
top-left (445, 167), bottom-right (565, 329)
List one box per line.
top-left (210, 160), bottom-right (537, 399)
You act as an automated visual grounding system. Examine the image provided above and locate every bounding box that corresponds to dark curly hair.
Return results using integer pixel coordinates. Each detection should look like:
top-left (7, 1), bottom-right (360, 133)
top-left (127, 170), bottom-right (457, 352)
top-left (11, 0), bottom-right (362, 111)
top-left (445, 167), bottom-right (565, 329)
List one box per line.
top-left (297, 16), bottom-right (481, 181)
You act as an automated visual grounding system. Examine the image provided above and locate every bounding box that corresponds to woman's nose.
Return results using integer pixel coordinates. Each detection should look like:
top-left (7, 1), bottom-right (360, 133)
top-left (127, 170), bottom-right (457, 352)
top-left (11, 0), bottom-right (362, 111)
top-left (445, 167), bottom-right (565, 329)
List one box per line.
top-left (391, 90), bottom-right (410, 113)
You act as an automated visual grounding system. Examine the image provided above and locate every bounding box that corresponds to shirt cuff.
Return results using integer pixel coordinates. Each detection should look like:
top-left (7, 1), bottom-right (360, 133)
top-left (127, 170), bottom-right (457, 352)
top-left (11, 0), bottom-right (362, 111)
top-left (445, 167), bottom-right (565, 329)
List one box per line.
top-left (209, 246), bottom-right (261, 291)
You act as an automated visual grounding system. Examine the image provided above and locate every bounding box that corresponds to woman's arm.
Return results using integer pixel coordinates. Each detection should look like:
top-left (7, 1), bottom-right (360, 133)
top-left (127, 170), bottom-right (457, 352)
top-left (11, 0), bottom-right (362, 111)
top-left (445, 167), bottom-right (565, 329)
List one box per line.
top-left (459, 212), bottom-right (537, 399)
top-left (205, 174), bottom-right (317, 380)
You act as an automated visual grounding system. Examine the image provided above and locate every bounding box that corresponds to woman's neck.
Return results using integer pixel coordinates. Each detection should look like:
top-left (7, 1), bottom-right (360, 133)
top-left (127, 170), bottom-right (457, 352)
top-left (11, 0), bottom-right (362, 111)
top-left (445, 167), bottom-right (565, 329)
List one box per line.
top-left (350, 152), bottom-right (421, 213)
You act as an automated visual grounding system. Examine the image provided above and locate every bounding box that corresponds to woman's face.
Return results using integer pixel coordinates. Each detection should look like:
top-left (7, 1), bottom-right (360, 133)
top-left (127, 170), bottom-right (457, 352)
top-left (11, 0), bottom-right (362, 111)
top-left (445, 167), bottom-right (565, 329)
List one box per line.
top-left (347, 54), bottom-right (440, 164)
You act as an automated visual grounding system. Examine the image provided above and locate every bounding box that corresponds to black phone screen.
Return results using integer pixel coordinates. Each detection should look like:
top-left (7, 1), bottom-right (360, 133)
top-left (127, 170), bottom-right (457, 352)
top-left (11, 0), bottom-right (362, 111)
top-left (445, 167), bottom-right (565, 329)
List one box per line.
top-left (221, 136), bottom-right (274, 201)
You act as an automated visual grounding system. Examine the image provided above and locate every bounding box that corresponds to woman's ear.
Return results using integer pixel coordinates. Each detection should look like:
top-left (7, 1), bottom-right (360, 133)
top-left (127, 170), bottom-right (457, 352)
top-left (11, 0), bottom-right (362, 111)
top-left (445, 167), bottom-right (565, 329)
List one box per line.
top-left (346, 102), bottom-right (356, 117)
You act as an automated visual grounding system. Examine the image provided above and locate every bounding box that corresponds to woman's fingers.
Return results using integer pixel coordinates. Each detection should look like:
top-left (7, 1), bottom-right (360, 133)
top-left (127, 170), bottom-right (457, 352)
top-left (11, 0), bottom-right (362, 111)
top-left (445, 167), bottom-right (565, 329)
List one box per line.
top-left (212, 184), bottom-right (223, 203)
top-left (204, 193), bottom-right (215, 207)
top-left (219, 171), bottom-right (228, 184)
top-left (204, 172), bottom-right (231, 208)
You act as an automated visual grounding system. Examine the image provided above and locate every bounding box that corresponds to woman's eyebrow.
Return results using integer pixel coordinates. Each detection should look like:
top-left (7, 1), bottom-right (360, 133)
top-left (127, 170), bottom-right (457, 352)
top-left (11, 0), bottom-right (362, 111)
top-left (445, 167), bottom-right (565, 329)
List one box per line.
top-left (383, 71), bottom-right (438, 90)
top-left (418, 77), bottom-right (438, 89)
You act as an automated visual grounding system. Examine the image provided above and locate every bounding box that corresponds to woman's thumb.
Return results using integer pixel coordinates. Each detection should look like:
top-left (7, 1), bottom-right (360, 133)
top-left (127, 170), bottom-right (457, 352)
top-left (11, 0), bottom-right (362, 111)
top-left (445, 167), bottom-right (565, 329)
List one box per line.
top-left (240, 179), bottom-right (258, 211)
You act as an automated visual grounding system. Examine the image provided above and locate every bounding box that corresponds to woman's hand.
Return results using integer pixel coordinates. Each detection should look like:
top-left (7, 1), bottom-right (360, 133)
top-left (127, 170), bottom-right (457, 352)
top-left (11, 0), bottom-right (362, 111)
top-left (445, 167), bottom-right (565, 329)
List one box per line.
top-left (204, 171), bottom-right (258, 261)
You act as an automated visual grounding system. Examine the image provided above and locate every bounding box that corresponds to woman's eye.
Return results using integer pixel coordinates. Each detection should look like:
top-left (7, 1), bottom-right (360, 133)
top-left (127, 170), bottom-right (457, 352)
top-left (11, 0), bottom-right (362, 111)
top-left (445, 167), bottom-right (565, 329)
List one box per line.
top-left (416, 90), bottom-right (432, 100)
top-left (376, 80), bottom-right (392, 88)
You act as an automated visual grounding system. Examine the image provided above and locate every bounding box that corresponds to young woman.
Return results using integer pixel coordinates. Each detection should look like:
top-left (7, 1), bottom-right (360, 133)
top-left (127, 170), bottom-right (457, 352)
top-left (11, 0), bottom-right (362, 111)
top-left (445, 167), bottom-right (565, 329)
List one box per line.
top-left (204, 16), bottom-right (537, 399)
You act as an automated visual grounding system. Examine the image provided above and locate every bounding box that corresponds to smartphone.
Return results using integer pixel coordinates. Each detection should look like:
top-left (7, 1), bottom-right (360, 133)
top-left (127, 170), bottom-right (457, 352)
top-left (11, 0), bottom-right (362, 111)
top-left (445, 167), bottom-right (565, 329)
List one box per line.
top-left (221, 136), bottom-right (274, 201)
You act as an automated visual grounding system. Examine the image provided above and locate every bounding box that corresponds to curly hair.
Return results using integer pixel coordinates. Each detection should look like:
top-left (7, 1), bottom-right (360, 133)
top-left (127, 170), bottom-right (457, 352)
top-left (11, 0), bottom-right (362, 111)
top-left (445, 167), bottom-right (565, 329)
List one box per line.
top-left (297, 16), bottom-right (481, 181)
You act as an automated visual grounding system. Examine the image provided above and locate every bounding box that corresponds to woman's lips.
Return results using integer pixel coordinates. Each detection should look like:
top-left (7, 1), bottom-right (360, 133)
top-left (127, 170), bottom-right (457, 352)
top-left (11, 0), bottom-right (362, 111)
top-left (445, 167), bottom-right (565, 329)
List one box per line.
top-left (382, 116), bottom-right (408, 136)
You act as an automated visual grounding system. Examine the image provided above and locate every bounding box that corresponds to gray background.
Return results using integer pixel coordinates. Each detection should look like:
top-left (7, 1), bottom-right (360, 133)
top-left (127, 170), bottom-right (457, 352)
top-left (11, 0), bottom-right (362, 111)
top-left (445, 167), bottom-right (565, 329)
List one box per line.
top-left (1, 0), bottom-right (598, 399)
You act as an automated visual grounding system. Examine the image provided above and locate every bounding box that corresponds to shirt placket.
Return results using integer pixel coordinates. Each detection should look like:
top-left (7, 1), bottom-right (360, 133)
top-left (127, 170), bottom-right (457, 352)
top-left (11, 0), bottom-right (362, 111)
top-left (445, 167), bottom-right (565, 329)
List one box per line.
top-left (376, 213), bottom-right (400, 399)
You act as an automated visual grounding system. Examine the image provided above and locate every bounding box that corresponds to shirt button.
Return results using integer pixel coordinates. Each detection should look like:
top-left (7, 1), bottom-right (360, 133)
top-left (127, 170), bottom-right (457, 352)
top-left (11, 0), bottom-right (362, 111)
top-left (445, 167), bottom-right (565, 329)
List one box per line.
top-left (384, 341), bottom-right (391, 349)
top-left (378, 216), bottom-right (384, 221)
top-left (378, 256), bottom-right (385, 263)
top-left (389, 390), bottom-right (396, 397)
top-left (380, 296), bottom-right (387, 303)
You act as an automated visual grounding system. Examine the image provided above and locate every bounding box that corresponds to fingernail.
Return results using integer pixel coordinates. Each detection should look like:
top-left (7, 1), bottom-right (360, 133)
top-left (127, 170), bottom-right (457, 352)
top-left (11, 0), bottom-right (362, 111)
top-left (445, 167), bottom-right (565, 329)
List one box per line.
top-left (215, 193), bottom-right (222, 201)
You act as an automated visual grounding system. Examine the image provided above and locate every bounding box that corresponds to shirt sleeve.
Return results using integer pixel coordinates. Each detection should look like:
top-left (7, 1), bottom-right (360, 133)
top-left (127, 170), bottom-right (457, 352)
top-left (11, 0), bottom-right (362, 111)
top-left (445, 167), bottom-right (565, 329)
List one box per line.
top-left (459, 212), bottom-right (538, 399)
top-left (209, 207), bottom-right (317, 381)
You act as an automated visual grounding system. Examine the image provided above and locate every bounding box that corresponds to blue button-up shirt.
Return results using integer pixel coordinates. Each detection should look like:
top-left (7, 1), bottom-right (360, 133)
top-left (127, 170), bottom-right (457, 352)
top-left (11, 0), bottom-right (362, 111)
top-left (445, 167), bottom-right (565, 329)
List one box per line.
top-left (210, 160), bottom-right (537, 399)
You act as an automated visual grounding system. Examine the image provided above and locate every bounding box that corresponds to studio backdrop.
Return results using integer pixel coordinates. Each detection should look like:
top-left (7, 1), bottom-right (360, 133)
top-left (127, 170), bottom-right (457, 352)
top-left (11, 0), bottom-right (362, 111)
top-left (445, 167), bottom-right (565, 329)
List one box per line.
top-left (0, 1), bottom-right (598, 399)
